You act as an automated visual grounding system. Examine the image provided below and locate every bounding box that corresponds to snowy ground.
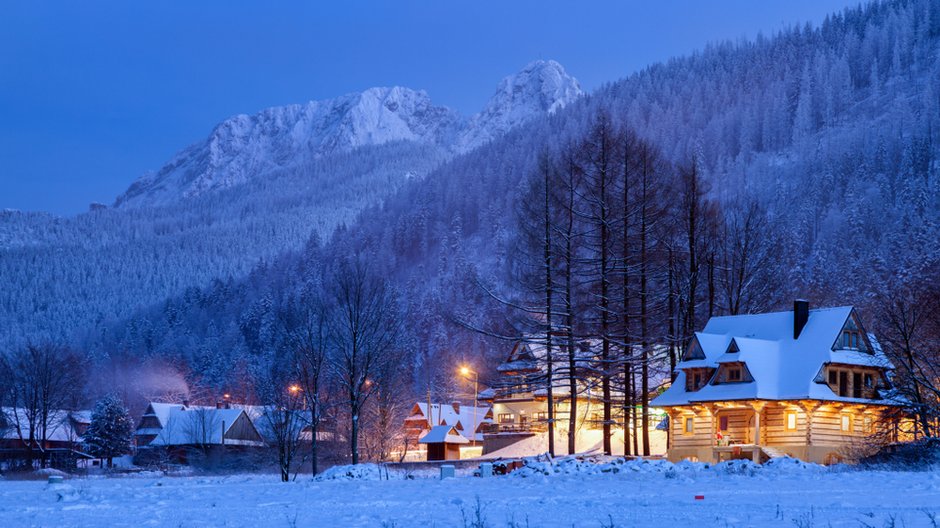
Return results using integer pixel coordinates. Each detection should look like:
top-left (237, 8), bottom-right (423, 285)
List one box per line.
top-left (1, 459), bottom-right (938, 527)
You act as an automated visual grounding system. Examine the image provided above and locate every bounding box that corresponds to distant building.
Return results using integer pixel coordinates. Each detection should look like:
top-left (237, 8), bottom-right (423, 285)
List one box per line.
top-left (0, 407), bottom-right (94, 470)
top-left (403, 402), bottom-right (492, 448)
top-left (652, 301), bottom-right (907, 464)
top-left (134, 402), bottom-right (265, 464)
top-left (480, 338), bottom-right (668, 456)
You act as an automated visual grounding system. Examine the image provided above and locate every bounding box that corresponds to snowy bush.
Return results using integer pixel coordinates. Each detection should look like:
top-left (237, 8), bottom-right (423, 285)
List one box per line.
top-left (314, 463), bottom-right (400, 481)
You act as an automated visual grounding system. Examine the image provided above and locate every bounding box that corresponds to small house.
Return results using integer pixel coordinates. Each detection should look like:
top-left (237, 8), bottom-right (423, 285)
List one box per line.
top-left (419, 425), bottom-right (469, 461)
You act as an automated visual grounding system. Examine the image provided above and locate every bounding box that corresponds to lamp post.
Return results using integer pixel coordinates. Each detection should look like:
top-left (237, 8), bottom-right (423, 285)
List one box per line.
top-left (459, 366), bottom-right (479, 443)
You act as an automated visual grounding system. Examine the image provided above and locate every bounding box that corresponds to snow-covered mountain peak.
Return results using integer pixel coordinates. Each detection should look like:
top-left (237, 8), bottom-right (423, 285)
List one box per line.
top-left (457, 60), bottom-right (583, 151)
top-left (116, 86), bottom-right (460, 207)
top-left (115, 60), bottom-right (581, 207)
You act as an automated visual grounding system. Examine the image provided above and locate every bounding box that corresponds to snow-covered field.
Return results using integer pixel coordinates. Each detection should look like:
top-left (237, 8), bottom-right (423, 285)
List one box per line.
top-left (1, 459), bottom-right (938, 527)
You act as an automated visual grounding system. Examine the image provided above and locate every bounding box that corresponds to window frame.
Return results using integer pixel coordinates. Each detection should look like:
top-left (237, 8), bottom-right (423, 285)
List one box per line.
top-left (498, 413), bottom-right (514, 424)
top-left (785, 411), bottom-right (798, 431)
top-left (840, 413), bottom-right (853, 433)
top-left (683, 416), bottom-right (694, 435)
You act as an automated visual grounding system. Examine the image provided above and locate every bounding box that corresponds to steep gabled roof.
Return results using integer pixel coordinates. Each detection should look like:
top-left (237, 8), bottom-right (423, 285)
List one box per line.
top-left (653, 306), bottom-right (898, 407)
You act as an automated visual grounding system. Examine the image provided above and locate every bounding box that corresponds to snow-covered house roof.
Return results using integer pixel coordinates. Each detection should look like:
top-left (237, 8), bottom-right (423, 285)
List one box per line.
top-left (418, 425), bottom-right (469, 445)
top-left (407, 402), bottom-right (492, 442)
top-left (652, 304), bottom-right (899, 407)
top-left (1, 407), bottom-right (89, 443)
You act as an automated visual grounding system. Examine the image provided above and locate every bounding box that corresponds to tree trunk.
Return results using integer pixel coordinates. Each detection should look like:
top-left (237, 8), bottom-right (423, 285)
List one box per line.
top-left (639, 154), bottom-right (650, 457)
top-left (544, 161), bottom-right (555, 457)
top-left (351, 409), bottom-right (359, 465)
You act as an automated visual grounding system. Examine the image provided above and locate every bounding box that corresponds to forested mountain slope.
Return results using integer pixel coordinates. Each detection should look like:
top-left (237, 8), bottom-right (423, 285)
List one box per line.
top-left (93, 0), bottom-right (940, 392)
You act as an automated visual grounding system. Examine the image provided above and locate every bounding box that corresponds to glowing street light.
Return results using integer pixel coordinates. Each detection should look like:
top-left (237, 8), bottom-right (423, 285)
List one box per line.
top-left (288, 384), bottom-right (302, 394)
top-left (459, 365), bottom-right (479, 445)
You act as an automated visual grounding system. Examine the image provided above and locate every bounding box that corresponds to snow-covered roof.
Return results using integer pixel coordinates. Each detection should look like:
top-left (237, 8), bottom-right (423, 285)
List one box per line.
top-left (1, 407), bottom-right (88, 443)
top-left (146, 406), bottom-right (261, 447)
top-left (413, 402), bottom-right (492, 442)
top-left (418, 425), bottom-right (469, 445)
top-left (652, 306), bottom-right (899, 407)
top-left (143, 402), bottom-right (186, 428)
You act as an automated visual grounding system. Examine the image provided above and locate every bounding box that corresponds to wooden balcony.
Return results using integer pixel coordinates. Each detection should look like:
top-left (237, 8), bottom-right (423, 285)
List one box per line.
top-left (482, 421), bottom-right (548, 434)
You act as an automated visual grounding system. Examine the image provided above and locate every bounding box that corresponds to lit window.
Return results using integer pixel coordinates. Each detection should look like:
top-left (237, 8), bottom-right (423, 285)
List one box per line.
top-left (786, 412), bottom-right (798, 431)
top-left (536, 411), bottom-right (547, 421)
top-left (684, 417), bottom-right (694, 434)
top-left (863, 415), bottom-right (873, 434)
top-left (498, 413), bottom-right (514, 424)
top-left (841, 414), bottom-right (852, 432)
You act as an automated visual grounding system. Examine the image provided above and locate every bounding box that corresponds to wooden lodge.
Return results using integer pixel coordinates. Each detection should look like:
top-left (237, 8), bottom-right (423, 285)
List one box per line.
top-left (652, 301), bottom-right (906, 464)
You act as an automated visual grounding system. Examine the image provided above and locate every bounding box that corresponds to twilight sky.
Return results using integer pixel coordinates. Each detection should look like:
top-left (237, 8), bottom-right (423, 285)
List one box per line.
top-left (0, 0), bottom-right (860, 215)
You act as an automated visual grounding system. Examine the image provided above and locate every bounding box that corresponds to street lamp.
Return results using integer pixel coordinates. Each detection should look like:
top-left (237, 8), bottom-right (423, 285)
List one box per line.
top-left (459, 366), bottom-right (479, 444)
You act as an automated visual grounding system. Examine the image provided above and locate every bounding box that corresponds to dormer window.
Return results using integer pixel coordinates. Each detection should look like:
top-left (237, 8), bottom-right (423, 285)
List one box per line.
top-left (842, 330), bottom-right (862, 349)
top-left (682, 337), bottom-right (705, 361)
top-left (684, 368), bottom-right (713, 391)
top-left (713, 362), bottom-right (751, 384)
top-left (835, 313), bottom-right (871, 353)
top-left (725, 339), bottom-right (739, 354)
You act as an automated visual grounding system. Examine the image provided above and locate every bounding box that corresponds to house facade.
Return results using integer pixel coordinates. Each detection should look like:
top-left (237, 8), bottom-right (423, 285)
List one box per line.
top-left (652, 301), bottom-right (906, 464)
top-left (480, 339), bottom-right (667, 455)
top-left (480, 340), bottom-right (607, 454)
top-left (0, 407), bottom-right (94, 470)
top-left (418, 425), bottom-right (469, 461)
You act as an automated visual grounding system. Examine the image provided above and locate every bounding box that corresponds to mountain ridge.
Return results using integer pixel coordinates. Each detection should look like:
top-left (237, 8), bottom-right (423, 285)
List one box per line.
top-left (115, 60), bottom-right (582, 208)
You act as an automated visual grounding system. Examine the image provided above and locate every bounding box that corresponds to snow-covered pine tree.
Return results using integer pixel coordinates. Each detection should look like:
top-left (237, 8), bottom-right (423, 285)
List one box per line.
top-left (83, 395), bottom-right (134, 468)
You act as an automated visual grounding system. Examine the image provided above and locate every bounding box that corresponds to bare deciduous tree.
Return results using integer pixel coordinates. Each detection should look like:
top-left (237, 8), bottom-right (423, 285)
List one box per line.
top-left (280, 295), bottom-right (330, 475)
top-left (254, 359), bottom-right (306, 482)
top-left (326, 261), bottom-right (406, 465)
top-left (0, 344), bottom-right (84, 468)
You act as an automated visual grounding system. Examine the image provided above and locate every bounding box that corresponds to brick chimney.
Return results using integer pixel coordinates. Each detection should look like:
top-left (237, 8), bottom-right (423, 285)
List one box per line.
top-left (794, 299), bottom-right (809, 339)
